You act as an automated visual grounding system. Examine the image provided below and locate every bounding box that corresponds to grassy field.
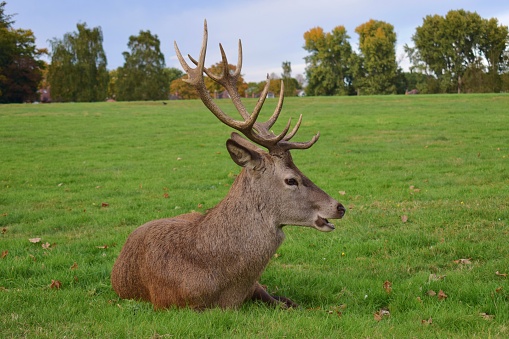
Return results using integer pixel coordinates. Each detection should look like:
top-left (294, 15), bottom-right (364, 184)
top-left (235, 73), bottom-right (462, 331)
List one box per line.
top-left (1, 94), bottom-right (508, 338)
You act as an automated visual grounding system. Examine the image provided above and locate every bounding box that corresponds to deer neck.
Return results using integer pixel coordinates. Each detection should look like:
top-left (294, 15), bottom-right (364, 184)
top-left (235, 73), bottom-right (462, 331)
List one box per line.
top-left (203, 168), bottom-right (284, 245)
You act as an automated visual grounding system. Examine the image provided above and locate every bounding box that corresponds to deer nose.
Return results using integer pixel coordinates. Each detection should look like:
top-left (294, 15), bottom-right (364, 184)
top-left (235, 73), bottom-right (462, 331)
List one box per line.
top-left (337, 204), bottom-right (346, 219)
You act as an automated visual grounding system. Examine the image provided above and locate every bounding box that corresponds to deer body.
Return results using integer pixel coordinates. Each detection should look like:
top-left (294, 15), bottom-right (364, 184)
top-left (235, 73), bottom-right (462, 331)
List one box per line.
top-left (111, 22), bottom-right (345, 309)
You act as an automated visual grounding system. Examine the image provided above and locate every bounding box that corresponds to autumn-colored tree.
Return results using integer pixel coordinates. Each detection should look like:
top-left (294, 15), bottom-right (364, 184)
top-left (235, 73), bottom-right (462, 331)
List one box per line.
top-left (202, 62), bottom-right (248, 98)
top-left (116, 30), bottom-right (168, 101)
top-left (169, 63), bottom-right (246, 100)
top-left (0, 1), bottom-right (46, 103)
top-left (353, 20), bottom-right (398, 95)
top-left (48, 23), bottom-right (108, 102)
top-left (169, 77), bottom-right (198, 99)
top-left (303, 26), bottom-right (353, 95)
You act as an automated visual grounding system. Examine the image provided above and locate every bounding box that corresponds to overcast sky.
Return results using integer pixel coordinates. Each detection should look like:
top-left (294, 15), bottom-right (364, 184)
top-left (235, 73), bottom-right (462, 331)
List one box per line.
top-left (7, 0), bottom-right (509, 83)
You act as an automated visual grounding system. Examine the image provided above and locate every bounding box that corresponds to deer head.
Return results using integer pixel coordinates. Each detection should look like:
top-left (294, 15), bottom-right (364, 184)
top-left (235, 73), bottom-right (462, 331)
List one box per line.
top-left (174, 20), bottom-right (345, 231)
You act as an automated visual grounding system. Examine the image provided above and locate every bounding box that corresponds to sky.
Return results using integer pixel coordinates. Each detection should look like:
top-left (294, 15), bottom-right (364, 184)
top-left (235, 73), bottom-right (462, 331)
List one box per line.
top-left (6, 0), bottom-right (509, 83)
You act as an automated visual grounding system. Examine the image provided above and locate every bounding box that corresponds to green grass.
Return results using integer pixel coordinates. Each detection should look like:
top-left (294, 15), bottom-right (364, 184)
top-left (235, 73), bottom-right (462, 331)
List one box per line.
top-left (1, 94), bottom-right (508, 338)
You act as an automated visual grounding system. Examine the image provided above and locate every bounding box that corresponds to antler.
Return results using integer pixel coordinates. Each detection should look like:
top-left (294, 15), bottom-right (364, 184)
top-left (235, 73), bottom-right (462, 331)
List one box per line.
top-left (174, 20), bottom-right (319, 154)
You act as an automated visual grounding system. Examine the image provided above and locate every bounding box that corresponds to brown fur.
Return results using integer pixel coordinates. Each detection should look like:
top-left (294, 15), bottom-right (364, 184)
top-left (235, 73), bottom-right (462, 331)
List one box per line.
top-left (111, 139), bottom-right (344, 309)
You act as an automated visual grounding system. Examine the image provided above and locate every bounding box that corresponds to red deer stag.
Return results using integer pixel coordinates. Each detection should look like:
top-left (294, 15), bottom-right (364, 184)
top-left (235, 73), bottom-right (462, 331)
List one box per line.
top-left (111, 20), bottom-right (346, 310)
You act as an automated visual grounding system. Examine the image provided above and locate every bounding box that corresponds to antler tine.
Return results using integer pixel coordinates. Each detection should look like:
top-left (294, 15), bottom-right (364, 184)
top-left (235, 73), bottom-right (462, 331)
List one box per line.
top-left (258, 80), bottom-right (285, 131)
top-left (175, 21), bottom-right (320, 153)
top-left (280, 132), bottom-right (320, 151)
top-left (283, 114), bottom-right (303, 141)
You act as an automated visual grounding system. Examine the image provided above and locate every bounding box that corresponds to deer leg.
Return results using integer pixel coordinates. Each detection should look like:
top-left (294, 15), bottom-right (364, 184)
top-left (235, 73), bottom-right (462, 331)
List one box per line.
top-left (250, 282), bottom-right (298, 308)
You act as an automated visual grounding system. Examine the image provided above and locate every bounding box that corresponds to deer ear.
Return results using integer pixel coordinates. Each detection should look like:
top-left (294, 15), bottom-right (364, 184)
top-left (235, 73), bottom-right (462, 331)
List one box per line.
top-left (226, 138), bottom-right (262, 170)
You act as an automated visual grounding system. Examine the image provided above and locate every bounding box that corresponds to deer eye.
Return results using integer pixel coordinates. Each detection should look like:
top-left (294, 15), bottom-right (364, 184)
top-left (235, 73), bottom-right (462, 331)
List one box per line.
top-left (285, 178), bottom-right (299, 186)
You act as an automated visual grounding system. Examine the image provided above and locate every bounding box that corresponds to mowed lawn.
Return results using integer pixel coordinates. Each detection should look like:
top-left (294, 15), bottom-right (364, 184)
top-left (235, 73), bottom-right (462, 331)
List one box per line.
top-left (1, 94), bottom-right (508, 338)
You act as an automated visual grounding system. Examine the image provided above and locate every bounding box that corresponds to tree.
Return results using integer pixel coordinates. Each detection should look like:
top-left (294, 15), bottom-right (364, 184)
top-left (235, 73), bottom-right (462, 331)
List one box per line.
top-left (479, 18), bottom-right (509, 92)
top-left (303, 25), bottom-right (353, 96)
top-left (0, 1), bottom-right (46, 103)
top-left (353, 20), bottom-right (398, 95)
top-left (281, 61), bottom-right (298, 97)
top-left (407, 10), bottom-right (508, 93)
top-left (48, 23), bottom-right (108, 102)
top-left (116, 30), bottom-right (168, 101)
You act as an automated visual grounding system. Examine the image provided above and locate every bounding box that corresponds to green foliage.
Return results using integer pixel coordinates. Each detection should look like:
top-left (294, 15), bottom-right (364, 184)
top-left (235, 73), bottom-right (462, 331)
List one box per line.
top-left (281, 61), bottom-right (297, 96)
top-left (1, 95), bottom-right (509, 337)
top-left (353, 20), bottom-right (398, 95)
top-left (48, 23), bottom-right (109, 102)
top-left (408, 10), bottom-right (509, 94)
top-left (116, 30), bottom-right (168, 101)
top-left (0, 1), bottom-right (45, 103)
top-left (304, 26), bottom-right (354, 96)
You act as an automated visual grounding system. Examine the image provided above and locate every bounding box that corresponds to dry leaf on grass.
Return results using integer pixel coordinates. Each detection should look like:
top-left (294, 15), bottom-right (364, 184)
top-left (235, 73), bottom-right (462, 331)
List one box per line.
top-left (374, 308), bottom-right (390, 321)
top-left (453, 258), bottom-right (472, 264)
top-left (1, 250), bottom-right (8, 259)
top-left (50, 280), bottom-right (62, 289)
top-left (383, 280), bottom-right (392, 294)
top-left (70, 262), bottom-right (78, 270)
top-left (427, 290), bottom-right (437, 297)
top-left (421, 318), bottom-right (433, 325)
top-left (479, 312), bottom-right (494, 320)
top-left (428, 274), bottom-right (446, 282)
top-left (437, 290), bottom-right (448, 300)
top-left (29, 238), bottom-right (41, 243)
top-left (401, 215), bottom-right (408, 223)
top-left (495, 271), bottom-right (508, 277)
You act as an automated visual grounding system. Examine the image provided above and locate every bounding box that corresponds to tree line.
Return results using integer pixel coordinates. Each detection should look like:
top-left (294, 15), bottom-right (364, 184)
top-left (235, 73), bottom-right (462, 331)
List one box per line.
top-left (1, 1), bottom-right (508, 103)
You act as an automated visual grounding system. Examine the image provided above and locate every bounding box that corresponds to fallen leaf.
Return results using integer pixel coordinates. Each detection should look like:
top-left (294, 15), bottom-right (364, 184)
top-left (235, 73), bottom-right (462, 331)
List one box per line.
top-left (42, 242), bottom-right (51, 249)
top-left (427, 290), bottom-right (437, 297)
top-left (401, 215), bottom-right (408, 223)
top-left (374, 308), bottom-right (390, 321)
top-left (421, 318), bottom-right (431, 325)
top-left (197, 204), bottom-right (203, 209)
top-left (495, 287), bottom-right (503, 293)
top-left (383, 280), bottom-right (392, 294)
top-left (163, 193), bottom-right (169, 198)
top-left (50, 280), bottom-right (62, 289)
top-left (428, 274), bottom-right (446, 282)
top-left (70, 262), bottom-right (78, 270)
top-left (1, 250), bottom-right (8, 259)
top-left (437, 290), bottom-right (448, 300)
top-left (96, 245), bottom-right (108, 249)
top-left (479, 312), bottom-right (494, 320)
top-left (416, 297), bottom-right (423, 303)
top-left (338, 191), bottom-right (346, 195)
top-left (29, 238), bottom-right (41, 243)
top-left (1, 227), bottom-right (7, 234)
top-left (453, 258), bottom-right (472, 264)
top-left (101, 202), bottom-right (109, 207)
top-left (495, 271), bottom-right (508, 277)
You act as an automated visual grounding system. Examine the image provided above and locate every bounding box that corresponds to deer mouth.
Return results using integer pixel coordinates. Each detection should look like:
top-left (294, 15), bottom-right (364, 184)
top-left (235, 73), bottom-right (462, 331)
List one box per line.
top-left (314, 216), bottom-right (335, 232)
